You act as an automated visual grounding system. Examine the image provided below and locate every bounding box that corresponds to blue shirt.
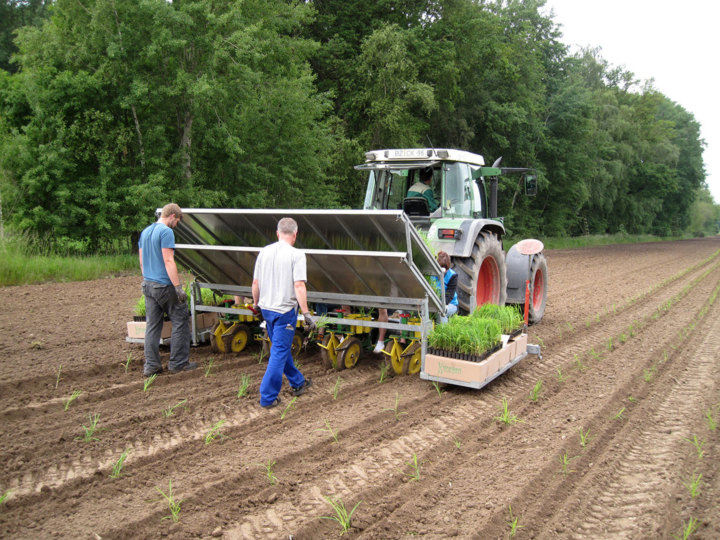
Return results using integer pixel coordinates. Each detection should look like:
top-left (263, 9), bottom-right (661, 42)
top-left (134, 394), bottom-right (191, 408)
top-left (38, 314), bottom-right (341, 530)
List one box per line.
top-left (139, 222), bottom-right (175, 285)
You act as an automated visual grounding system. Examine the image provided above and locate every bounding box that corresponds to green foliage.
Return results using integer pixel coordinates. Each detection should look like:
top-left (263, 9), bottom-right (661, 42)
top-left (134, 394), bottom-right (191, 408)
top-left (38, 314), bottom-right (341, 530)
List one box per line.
top-left (428, 313), bottom-right (502, 356)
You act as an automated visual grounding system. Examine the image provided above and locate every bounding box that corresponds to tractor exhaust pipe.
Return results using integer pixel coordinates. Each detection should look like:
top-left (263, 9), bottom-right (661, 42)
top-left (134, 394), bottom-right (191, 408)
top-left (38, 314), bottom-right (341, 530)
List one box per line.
top-left (489, 156), bottom-right (502, 219)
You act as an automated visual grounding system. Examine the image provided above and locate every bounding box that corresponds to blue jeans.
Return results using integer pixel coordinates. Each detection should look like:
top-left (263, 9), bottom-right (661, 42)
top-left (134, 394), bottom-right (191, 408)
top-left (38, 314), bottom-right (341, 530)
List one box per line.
top-left (259, 308), bottom-right (305, 406)
top-left (141, 280), bottom-right (190, 372)
top-left (439, 303), bottom-right (458, 324)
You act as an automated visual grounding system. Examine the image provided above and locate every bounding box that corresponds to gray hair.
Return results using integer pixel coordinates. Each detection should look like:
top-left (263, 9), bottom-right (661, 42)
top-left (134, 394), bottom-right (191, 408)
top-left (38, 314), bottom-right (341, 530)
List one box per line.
top-left (277, 217), bottom-right (298, 235)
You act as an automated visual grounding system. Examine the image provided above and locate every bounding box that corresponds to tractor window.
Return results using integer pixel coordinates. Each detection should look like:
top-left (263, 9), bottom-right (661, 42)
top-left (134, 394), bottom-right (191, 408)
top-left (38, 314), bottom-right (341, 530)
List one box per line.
top-left (363, 169), bottom-right (409, 210)
top-left (443, 163), bottom-right (473, 217)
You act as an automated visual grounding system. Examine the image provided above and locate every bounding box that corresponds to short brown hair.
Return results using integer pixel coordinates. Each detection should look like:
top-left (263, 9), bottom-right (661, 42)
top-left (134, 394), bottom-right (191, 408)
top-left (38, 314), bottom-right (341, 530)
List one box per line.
top-left (277, 217), bottom-right (298, 235)
top-left (161, 203), bottom-right (183, 220)
top-left (437, 250), bottom-right (451, 270)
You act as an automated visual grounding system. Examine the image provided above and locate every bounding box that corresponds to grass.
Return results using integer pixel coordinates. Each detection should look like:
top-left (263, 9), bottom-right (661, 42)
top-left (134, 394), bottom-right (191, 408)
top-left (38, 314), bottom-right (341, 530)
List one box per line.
top-left (529, 379), bottom-right (543, 402)
top-left (404, 453), bottom-right (424, 481)
top-left (705, 408), bottom-right (717, 431)
top-left (383, 392), bottom-right (407, 421)
top-left (316, 419), bottom-right (340, 444)
top-left (110, 449), bottom-right (130, 478)
top-left (556, 367), bottom-right (568, 383)
top-left (684, 473), bottom-right (702, 498)
top-left (124, 353), bottom-right (132, 374)
top-left (156, 480), bottom-right (183, 523)
top-left (559, 452), bottom-right (577, 475)
top-left (578, 427), bottom-right (591, 449)
top-left (0, 490), bottom-right (11, 505)
top-left (280, 397), bottom-right (297, 420)
top-left (320, 495), bottom-right (361, 535)
top-left (684, 435), bottom-right (705, 459)
top-left (55, 364), bottom-right (62, 390)
top-left (643, 365), bottom-right (657, 382)
top-left (143, 374), bottom-right (158, 392)
top-left (613, 407), bottom-right (626, 421)
top-left (494, 397), bottom-right (522, 425)
top-left (204, 420), bottom-right (227, 444)
top-left (453, 436), bottom-right (461, 449)
top-left (63, 390), bottom-right (82, 411)
top-left (163, 399), bottom-right (187, 417)
top-left (204, 358), bottom-right (215, 377)
top-left (672, 517), bottom-right (699, 540)
top-left (379, 362), bottom-right (389, 383)
top-left (77, 413), bottom-right (101, 442)
top-left (237, 374), bottom-right (251, 399)
top-left (506, 505), bottom-right (524, 537)
top-left (512, 232), bottom-right (684, 251)
top-left (331, 376), bottom-right (343, 400)
top-left (574, 354), bottom-right (586, 372)
top-left (260, 459), bottom-right (278, 485)
top-left (431, 381), bottom-right (445, 397)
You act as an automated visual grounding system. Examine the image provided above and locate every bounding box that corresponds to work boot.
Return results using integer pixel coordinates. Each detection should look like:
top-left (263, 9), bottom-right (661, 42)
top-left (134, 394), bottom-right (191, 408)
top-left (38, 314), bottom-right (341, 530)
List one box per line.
top-left (261, 397), bottom-right (281, 409)
top-left (168, 361), bottom-right (198, 374)
top-left (292, 378), bottom-right (313, 397)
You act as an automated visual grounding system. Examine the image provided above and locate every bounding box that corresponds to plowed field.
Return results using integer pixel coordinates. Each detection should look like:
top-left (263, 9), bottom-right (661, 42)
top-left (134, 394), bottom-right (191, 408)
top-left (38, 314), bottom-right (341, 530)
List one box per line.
top-left (1, 237), bottom-right (720, 539)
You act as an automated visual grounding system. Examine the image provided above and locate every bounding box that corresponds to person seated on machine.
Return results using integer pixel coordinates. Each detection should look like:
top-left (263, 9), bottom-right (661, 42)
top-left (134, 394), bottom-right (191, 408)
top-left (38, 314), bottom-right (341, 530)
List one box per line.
top-left (406, 167), bottom-right (439, 213)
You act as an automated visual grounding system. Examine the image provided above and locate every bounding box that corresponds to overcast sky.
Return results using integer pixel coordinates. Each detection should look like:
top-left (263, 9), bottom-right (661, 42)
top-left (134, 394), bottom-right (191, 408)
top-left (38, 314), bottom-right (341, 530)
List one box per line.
top-left (542, 0), bottom-right (719, 203)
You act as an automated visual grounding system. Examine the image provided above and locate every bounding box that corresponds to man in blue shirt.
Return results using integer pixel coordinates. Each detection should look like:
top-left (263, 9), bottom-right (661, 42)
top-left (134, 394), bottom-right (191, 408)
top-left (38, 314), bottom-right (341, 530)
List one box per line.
top-left (138, 203), bottom-right (196, 376)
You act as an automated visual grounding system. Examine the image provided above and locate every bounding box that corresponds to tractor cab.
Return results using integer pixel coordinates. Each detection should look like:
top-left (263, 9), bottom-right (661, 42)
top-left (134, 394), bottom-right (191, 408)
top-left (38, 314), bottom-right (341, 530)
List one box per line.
top-left (357, 148), bottom-right (488, 228)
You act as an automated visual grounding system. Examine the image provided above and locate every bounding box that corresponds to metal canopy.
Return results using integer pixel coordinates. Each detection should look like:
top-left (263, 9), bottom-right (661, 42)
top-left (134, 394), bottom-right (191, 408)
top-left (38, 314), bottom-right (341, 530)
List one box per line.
top-left (167, 209), bottom-right (445, 313)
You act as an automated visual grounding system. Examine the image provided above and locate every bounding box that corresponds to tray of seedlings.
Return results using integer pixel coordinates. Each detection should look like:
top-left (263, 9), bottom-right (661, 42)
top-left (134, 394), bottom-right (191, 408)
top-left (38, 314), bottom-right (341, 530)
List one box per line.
top-left (421, 305), bottom-right (538, 389)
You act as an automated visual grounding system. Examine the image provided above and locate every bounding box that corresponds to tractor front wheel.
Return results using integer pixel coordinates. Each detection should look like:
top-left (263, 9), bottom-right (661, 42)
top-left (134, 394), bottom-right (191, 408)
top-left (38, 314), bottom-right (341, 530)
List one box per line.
top-left (455, 231), bottom-right (507, 315)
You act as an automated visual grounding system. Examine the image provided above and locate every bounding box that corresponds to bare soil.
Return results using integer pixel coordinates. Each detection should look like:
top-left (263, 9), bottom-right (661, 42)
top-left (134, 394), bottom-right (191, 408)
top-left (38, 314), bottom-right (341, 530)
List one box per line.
top-left (1, 237), bottom-right (720, 539)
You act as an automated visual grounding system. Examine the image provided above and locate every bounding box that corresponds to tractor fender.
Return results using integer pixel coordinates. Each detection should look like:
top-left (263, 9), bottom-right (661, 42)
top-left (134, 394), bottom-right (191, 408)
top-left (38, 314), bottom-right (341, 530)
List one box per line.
top-left (505, 242), bottom-right (533, 304)
top-left (428, 218), bottom-right (505, 258)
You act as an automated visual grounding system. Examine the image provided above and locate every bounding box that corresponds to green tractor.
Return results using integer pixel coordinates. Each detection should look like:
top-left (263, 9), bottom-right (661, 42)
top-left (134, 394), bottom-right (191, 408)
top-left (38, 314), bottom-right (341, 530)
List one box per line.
top-left (357, 148), bottom-right (547, 323)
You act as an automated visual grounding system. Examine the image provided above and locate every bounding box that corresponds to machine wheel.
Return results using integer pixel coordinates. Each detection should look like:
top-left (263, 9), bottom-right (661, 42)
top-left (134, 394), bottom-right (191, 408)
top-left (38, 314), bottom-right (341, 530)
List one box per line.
top-left (261, 330), bottom-right (304, 359)
top-left (384, 340), bottom-right (404, 376)
top-left (528, 253), bottom-right (548, 324)
top-left (337, 337), bottom-right (362, 370)
top-left (210, 321), bottom-right (229, 353)
top-left (455, 231), bottom-right (507, 315)
top-left (320, 333), bottom-right (340, 370)
top-left (401, 341), bottom-right (422, 375)
top-left (222, 324), bottom-right (250, 354)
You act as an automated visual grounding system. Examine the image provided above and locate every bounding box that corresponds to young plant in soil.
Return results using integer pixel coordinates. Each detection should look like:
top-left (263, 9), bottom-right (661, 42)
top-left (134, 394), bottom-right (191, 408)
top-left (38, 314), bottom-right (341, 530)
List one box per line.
top-left (280, 397), bottom-right (297, 420)
top-left (156, 480), bottom-right (183, 523)
top-left (316, 419), bottom-right (339, 444)
top-left (331, 377), bottom-right (343, 400)
top-left (163, 399), bottom-right (187, 417)
top-left (556, 367), bottom-right (567, 383)
top-left (320, 496), bottom-right (361, 536)
top-left (432, 381), bottom-right (444, 397)
top-left (559, 452), bottom-right (577, 475)
top-left (260, 459), bottom-right (278, 485)
top-left (494, 397), bottom-right (522, 425)
top-left (55, 364), bottom-right (62, 390)
top-left (383, 392), bottom-right (407, 421)
top-left (578, 427), bottom-right (591, 449)
top-left (77, 413), bottom-right (101, 442)
top-left (683, 473), bottom-right (702, 498)
top-left (404, 453), bottom-right (424, 481)
top-left (453, 436), bottom-right (461, 449)
top-left (143, 374), bottom-right (157, 392)
top-left (529, 379), bottom-right (543, 402)
top-left (237, 374), bottom-right (251, 399)
top-left (124, 353), bottom-right (132, 374)
top-left (63, 390), bottom-right (82, 411)
top-left (204, 420), bottom-right (227, 444)
top-left (684, 435), bottom-right (705, 459)
top-left (109, 449), bottom-right (130, 479)
top-left (613, 407), bottom-right (626, 421)
top-left (643, 365), bottom-right (657, 383)
top-left (204, 358), bottom-right (215, 377)
top-left (506, 505), bottom-right (524, 537)
top-left (672, 517), bottom-right (698, 540)
top-left (704, 408), bottom-right (717, 431)
top-left (0, 490), bottom-right (11, 505)
top-left (378, 362), bottom-right (389, 383)
top-left (574, 354), bottom-right (586, 372)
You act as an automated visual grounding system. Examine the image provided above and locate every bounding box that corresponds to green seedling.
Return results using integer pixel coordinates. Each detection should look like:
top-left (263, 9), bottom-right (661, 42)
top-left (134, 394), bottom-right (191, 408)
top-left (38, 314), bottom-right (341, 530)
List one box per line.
top-left (565, 321), bottom-right (573, 331)
top-left (404, 452), bottom-right (424, 481)
top-left (110, 449), bottom-right (130, 478)
top-left (55, 364), bottom-right (62, 389)
top-left (320, 495), bottom-right (361, 536)
top-left (63, 390), bottom-right (82, 411)
top-left (124, 353), bottom-right (132, 374)
top-left (627, 395), bottom-right (638, 403)
top-left (606, 337), bottom-right (613, 351)
top-left (204, 358), bottom-right (215, 377)
top-left (77, 413), bottom-right (101, 442)
top-left (280, 397), bottom-right (297, 420)
top-left (331, 377), bottom-right (343, 400)
top-left (684, 473), bottom-right (702, 498)
top-left (432, 380), bottom-right (445, 397)
top-left (379, 362), bottom-right (389, 383)
top-left (574, 354), bottom-right (586, 372)
top-left (705, 408), bottom-right (717, 431)
top-left (383, 392), bottom-right (407, 421)
top-left (672, 517), bottom-right (699, 540)
top-left (613, 407), bottom-right (626, 421)
top-left (0, 490), bottom-right (11, 505)
top-left (536, 336), bottom-right (544, 347)
top-left (260, 459), bottom-right (278, 485)
top-left (156, 480), bottom-right (183, 523)
top-left (559, 452), bottom-right (577, 475)
top-left (163, 399), bottom-right (187, 417)
top-left (556, 367), bottom-right (567, 383)
top-left (578, 427), bottom-right (591, 449)
top-left (494, 397), bottom-right (522, 425)
top-left (143, 374), bottom-right (157, 392)
top-left (316, 419), bottom-right (340, 444)
top-left (684, 435), bottom-right (705, 459)
top-left (237, 374), bottom-right (251, 399)
top-left (590, 348), bottom-right (600, 360)
top-left (204, 420), bottom-right (227, 444)
top-left (453, 436), bottom-right (461, 449)
top-left (643, 366), bottom-right (657, 382)
top-left (506, 505), bottom-right (524, 537)
top-left (619, 333), bottom-right (628, 344)
top-left (529, 379), bottom-right (543, 402)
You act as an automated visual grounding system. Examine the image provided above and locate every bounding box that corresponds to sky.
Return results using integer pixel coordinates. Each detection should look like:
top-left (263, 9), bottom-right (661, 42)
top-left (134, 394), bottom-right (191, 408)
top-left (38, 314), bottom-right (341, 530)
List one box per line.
top-left (542, 0), bottom-right (720, 203)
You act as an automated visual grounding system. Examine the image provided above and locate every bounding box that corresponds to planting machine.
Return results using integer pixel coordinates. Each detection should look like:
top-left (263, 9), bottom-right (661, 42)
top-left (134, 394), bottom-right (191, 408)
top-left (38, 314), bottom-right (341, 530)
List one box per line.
top-left (164, 148), bottom-right (544, 389)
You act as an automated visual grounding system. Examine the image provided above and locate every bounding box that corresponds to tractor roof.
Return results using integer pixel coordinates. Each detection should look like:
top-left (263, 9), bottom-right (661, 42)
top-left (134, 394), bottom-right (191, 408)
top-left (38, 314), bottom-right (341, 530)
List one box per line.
top-left (363, 148), bottom-right (485, 166)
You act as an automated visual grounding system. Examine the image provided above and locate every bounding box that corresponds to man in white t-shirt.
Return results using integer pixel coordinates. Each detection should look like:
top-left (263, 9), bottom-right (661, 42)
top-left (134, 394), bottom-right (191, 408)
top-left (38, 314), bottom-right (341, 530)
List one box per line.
top-left (252, 217), bottom-right (316, 408)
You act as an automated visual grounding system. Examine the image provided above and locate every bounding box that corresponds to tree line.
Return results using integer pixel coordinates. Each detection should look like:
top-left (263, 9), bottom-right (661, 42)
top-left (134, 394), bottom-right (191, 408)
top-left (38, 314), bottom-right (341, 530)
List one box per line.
top-left (0, 0), bottom-right (715, 254)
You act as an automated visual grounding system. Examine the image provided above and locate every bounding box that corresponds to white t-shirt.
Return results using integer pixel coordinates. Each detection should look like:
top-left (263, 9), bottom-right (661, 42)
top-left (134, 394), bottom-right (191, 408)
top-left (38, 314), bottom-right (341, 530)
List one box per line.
top-left (253, 240), bottom-right (307, 313)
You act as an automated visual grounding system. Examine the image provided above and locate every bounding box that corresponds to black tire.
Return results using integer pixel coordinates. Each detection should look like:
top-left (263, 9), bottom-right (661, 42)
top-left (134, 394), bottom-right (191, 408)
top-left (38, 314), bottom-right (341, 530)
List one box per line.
top-left (528, 253), bottom-right (548, 324)
top-left (337, 336), bottom-right (362, 369)
top-left (454, 231), bottom-right (507, 315)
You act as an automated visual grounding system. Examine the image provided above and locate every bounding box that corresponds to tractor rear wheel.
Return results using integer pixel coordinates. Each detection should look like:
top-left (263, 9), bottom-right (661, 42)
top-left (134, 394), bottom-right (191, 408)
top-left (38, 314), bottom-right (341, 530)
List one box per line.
top-left (528, 254), bottom-right (548, 324)
top-left (455, 231), bottom-right (507, 315)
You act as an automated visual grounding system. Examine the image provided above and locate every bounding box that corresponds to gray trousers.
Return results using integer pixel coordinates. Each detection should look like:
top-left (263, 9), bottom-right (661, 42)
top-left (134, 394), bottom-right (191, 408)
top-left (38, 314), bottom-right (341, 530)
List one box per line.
top-left (141, 280), bottom-right (190, 372)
